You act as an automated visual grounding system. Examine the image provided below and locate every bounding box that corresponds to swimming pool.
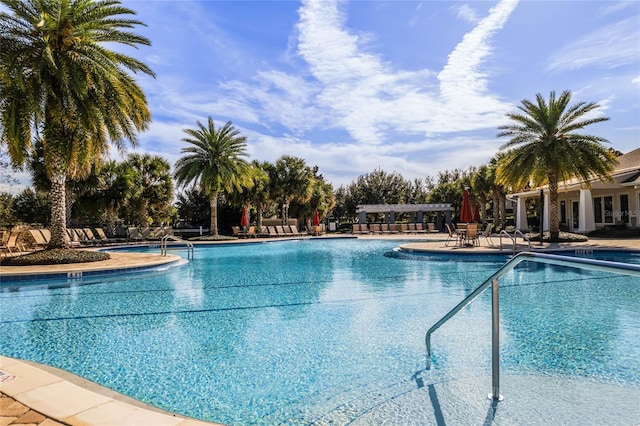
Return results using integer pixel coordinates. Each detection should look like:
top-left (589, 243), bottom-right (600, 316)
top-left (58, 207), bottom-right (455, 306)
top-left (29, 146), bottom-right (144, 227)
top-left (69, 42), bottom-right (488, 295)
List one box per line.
top-left (1, 239), bottom-right (639, 425)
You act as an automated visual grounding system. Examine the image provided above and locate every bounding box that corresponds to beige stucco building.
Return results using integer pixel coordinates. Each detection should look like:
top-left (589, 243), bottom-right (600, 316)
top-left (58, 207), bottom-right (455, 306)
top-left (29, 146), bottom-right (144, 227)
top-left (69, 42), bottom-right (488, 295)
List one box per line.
top-left (508, 148), bottom-right (640, 233)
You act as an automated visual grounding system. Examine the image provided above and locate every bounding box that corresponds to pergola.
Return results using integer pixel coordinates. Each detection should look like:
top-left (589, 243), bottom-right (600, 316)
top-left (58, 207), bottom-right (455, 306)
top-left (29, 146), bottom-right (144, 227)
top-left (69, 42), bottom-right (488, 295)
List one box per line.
top-left (356, 203), bottom-right (453, 231)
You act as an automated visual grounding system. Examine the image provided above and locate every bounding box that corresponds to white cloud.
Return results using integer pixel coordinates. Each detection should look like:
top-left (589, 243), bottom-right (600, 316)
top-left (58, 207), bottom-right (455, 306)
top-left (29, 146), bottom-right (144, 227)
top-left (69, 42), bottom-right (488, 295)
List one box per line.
top-left (453, 4), bottom-right (480, 24)
top-left (546, 17), bottom-right (640, 72)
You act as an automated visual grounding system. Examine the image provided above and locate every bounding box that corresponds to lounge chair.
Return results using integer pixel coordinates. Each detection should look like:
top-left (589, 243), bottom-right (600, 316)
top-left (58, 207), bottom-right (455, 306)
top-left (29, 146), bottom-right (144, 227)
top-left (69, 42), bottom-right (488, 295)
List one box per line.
top-left (65, 229), bottom-right (81, 247)
top-left (480, 223), bottom-right (494, 246)
top-left (275, 225), bottom-right (289, 236)
top-left (427, 223), bottom-right (437, 233)
top-left (247, 226), bottom-right (257, 238)
top-left (94, 227), bottom-right (125, 244)
top-left (232, 226), bottom-right (245, 238)
top-left (414, 223), bottom-right (427, 234)
top-left (369, 223), bottom-right (382, 234)
top-left (28, 229), bottom-right (48, 249)
top-left (352, 224), bottom-right (369, 234)
top-left (288, 225), bottom-right (303, 236)
top-left (1, 231), bottom-right (24, 255)
top-left (82, 228), bottom-right (100, 245)
top-left (127, 227), bottom-right (141, 241)
top-left (266, 226), bottom-right (278, 237)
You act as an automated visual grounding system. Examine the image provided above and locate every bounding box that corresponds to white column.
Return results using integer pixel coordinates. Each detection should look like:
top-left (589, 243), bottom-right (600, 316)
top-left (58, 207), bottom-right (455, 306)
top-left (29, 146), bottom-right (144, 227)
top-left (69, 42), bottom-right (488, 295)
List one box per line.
top-left (578, 189), bottom-right (595, 233)
top-left (516, 197), bottom-right (528, 230)
top-left (543, 192), bottom-right (550, 232)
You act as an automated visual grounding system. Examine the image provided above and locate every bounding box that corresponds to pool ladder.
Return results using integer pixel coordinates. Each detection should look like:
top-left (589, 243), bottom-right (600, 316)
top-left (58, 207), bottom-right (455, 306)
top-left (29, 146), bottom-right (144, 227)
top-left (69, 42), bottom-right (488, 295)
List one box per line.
top-left (160, 235), bottom-right (194, 260)
top-left (424, 252), bottom-right (640, 401)
top-left (498, 230), bottom-right (530, 253)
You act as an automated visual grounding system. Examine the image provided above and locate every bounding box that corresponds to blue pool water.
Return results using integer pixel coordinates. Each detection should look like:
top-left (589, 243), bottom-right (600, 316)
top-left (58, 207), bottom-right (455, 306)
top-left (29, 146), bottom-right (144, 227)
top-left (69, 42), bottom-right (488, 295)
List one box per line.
top-left (1, 239), bottom-right (639, 425)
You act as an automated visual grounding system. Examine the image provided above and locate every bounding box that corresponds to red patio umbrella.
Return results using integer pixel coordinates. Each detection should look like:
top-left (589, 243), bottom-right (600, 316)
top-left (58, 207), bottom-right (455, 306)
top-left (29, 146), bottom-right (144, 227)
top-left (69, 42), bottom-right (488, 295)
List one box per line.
top-left (460, 189), bottom-right (474, 223)
top-left (240, 207), bottom-right (249, 228)
top-left (313, 209), bottom-right (320, 226)
top-left (473, 203), bottom-right (481, 222)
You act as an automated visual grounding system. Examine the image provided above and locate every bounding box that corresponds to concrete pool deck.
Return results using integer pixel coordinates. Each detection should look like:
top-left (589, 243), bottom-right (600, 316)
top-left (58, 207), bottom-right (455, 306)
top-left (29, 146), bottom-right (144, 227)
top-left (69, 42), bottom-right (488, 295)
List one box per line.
top-left (1, 234), bottom-right (639, 425)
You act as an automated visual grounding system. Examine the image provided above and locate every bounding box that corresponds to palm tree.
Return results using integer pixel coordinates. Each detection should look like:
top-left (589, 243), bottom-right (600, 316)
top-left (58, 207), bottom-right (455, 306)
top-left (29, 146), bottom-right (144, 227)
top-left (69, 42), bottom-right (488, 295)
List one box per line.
top-left (266, 156), bottom-right (314, 224)
top-left (125, 153), bottom-right (173, 226)
top-left (174, 118), bottom-right (252, 237)
top-left (0, 0), bottom-right (154, 248)
top-left (497, 90), bottom-right (617, 242)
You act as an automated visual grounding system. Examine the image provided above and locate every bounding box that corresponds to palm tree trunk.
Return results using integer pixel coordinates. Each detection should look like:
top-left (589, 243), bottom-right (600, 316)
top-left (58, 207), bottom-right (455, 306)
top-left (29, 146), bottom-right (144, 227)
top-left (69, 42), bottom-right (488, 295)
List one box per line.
top-left (492, 189), bottom-right (501, 229)
top-left (478, 195), bottom-right (487, 223)
top-left (48, 169), bottom-right (68, 249)
top-left (209, 192), bottom-right (219, 236)
top-left (65, 185), bottom-right (74, 227)
top-left (548, 172), bottom-right (560, 242)
top-left (257, 206), bottom-right (263, 231)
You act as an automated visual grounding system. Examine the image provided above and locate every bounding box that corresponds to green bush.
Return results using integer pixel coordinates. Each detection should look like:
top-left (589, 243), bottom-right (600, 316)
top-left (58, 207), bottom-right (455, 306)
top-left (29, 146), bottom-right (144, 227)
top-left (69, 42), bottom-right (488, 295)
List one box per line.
top-left (0, 249), bottom-right (110, 266)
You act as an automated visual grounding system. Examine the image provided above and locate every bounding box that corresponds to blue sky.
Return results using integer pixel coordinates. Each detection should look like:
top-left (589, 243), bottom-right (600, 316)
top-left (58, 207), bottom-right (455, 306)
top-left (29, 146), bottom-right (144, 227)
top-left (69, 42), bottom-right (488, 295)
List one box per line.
top-left (4, 0), bottom-right (640, 193)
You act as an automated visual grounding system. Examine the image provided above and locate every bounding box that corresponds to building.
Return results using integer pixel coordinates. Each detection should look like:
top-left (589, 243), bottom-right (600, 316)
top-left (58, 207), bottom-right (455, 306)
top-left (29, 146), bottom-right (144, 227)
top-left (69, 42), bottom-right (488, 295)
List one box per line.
top-left (508, 148), bottom-right (640, 233)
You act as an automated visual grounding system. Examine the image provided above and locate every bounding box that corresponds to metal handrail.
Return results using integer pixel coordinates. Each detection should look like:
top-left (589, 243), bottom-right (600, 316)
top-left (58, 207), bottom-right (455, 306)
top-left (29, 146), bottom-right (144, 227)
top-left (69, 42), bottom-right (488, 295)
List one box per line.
top-left (513, 230), bottom-right (531, 250)
top-left (498, 229), bottom-right (530, 252)
top-left (161, 235), bottom-right (194, 260)
top-left (425, 251), bottom-right (640, 401)
top-left (498, 230), bottom-right (515, 252)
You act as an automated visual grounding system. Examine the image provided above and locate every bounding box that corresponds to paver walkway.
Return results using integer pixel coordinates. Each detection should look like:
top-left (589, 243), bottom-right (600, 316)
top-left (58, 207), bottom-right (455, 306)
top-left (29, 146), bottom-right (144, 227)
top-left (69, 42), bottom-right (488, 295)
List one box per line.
top-left (1, 391), bottom-right (65, 426)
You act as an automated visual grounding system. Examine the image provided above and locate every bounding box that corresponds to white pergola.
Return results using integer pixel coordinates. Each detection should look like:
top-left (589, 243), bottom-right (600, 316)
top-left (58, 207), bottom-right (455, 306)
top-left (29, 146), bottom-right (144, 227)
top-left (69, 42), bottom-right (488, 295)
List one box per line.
top-left (356, 203), bottom-right (453, 214)
top-left (356, 203), bottom-right (453, 231)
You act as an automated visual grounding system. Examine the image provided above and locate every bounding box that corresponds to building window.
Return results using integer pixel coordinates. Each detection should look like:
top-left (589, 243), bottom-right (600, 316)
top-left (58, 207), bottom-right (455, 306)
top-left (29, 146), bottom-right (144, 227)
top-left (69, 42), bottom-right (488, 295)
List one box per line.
top-left (560, 201), bottom-right (567, 225)
top-left (594, 196), bottom-right (614, 224)
top-left (604, 196), bottom-right (614, 224)
top-left (594, 197), bottom-right (602, 223)
top-left (620, 194), bottom-right (629, 224)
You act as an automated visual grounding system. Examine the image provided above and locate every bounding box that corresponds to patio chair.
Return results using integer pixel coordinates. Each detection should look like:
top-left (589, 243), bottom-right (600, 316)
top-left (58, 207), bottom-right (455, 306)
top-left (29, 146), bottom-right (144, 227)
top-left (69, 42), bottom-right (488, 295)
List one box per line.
top-left (247, 226), bottom-right (257, 238)
top-left (464, 223), bottom-right (479, 246)
top-left (445, 223), bottom-right (463, 247)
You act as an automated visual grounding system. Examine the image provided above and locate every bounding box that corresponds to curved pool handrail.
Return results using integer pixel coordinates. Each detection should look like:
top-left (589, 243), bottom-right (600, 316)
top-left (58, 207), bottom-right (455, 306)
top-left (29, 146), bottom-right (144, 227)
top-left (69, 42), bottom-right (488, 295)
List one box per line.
top-left (425, 251), bottom-right (640, 400)
top-left (161, 235), bottom-right (194, 260)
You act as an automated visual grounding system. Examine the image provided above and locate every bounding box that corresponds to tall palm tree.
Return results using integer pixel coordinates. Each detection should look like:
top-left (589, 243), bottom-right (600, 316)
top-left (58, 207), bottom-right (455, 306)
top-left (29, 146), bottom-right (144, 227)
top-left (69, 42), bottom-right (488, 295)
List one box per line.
top-left (497, 90), bottom-right (617, 242)
top-left (0, 0), bottom-right (154, 248)
top-left (174, 118), bottom-right (252, 237)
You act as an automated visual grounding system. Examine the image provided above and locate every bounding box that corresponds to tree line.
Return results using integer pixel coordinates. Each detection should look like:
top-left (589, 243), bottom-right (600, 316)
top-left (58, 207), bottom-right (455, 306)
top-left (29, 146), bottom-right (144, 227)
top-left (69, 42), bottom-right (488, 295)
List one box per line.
top-left (1, 0), bottom-right (619, 245)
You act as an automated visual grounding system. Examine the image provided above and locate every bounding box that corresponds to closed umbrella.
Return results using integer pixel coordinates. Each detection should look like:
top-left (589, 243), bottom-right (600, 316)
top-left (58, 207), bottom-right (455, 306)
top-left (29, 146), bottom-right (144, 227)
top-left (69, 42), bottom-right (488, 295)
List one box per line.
top-left (473, 203), bottom-right (481, 222)
top-left (460, 189), bottom-right (474, 223)
top-left (313, 209), bottom-right (320, 226)
top-left (240, 207), bottom-right (249, 230)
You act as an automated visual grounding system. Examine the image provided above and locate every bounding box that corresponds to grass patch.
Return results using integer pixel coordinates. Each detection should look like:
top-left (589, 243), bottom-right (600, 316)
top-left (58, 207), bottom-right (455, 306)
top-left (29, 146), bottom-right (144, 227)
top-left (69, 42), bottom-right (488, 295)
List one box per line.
top-left (189, 235), bottom-right (236, 241)
top-left (0, 248), bottom-right (110, 266)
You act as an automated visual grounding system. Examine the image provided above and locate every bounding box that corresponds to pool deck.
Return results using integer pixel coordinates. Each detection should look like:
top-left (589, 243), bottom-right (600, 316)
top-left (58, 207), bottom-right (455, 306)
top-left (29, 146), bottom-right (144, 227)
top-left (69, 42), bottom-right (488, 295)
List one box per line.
top-left (1, 233), bottom-right (639, 425)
